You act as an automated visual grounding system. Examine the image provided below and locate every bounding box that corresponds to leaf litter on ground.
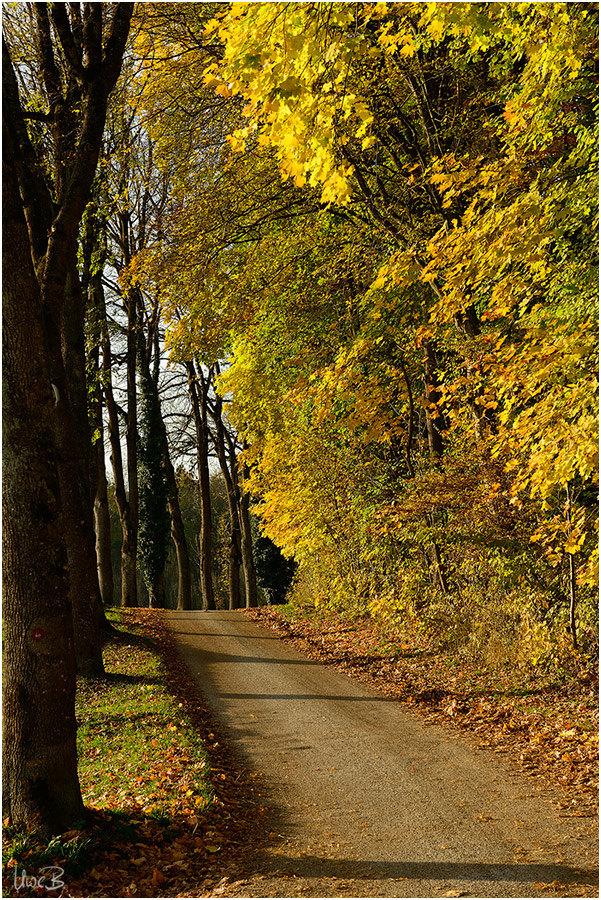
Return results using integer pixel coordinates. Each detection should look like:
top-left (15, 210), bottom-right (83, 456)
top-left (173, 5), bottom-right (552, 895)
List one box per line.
top-left (2, 609), bottom-right (267, 898)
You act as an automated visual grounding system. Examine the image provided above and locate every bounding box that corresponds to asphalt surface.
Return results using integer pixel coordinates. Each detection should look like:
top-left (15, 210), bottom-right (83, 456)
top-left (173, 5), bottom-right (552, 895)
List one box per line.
top-left (164, 610), bottom-right (598, 898)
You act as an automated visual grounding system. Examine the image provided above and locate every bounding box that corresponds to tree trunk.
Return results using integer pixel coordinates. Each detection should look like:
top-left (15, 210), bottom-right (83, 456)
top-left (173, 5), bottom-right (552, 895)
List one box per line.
top-left (165, 450), bottom-right (192, 611)
top-left (33, 246), bottom-right (105, 676)
top-left (568, 552), bottom-right (578, 649)
top-left (136, 302), bottom-right (170, 610)
top-left (88, 330), bottom-right (114, 608)
top-left (147, 571), bottom-right (166, 609)
top-left (186, 362), bottom-right (215, 610)
top-left (120, 536), bottom-right (138, 608)
top-left (137, 332), bottom-right (190, 610)
top-left (100, 280), bottom-right (138, 608)
top-left (239, 464), bottom-right (258, 608)
top-left (2, 145), bottom-right (83, 835)
top-left (93, 426), bottom-right (114, 608)
top-left (53, 266), bottom-right (105, 673)
top-left (210, 405), bottom-right (243, 611)
top-left (123, 286), bottom-right (139, 606)
top-left (228, 519), bottom-right (243, 610)
top-left (83, 214), bottom-right (114, 609)
top-left (422, 340), bottom-right (448, 594)
top-left (423, 339), bottom-right (444, 460)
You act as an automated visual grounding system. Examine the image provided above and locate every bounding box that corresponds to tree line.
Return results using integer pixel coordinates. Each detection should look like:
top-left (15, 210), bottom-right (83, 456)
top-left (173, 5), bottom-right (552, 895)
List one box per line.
top-left (3, 2), bottom-right (598, 837)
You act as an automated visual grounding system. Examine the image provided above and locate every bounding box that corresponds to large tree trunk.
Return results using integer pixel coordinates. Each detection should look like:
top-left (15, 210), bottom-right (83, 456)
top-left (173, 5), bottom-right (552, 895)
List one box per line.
top-left (4, 2), bottom-right (132, 671)
top-left (187, 362), bottom-right (215, 610)
top-left (3, 0), bottom-right (133, 832)
top-left (45, 265), bottom-right (105, 674)
top-left (2, 145), bottom-right (84, 835)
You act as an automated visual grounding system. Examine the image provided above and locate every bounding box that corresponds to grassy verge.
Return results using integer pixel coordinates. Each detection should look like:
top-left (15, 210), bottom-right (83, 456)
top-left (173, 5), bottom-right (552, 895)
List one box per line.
top-left (76, 628), bottom-right (212, 819)
top-left (2, 610), bottom-right (229, 898)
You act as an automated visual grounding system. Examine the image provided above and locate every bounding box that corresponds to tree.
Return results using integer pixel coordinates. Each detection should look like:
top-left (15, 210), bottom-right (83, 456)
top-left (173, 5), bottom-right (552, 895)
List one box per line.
top-left (82, 205), bottom-right (115, 608)
top-left (3, 135), bottom-right (83, 838)
top-left (186, 361), bottom-right (216, 610)
top-left (136, 297), bottom-right (171, 608)
top-left (208, 1), bottom-right (598, 646)
top-left (123, 3), bottom-right (597, 660)
top-left (3, 1), bottom-right (133, 833)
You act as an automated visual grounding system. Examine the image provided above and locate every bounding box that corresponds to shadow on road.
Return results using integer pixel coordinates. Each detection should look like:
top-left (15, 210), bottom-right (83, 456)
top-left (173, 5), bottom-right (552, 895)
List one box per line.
top-left (221, 691), bottom-right (393, 702)
top-left (170, 631), bottom-right (281, 640)
top-left (256, 852), bottom-right (599, 888)
top-left (176, 646), bottom-right (321, 666)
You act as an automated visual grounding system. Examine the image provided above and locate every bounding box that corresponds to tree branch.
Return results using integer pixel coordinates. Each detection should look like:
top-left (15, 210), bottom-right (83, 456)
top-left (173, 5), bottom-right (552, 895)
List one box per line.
top-left (50, 3), bottom-right (85, 84)
top-left (82, 3), bottom-right (102, 73)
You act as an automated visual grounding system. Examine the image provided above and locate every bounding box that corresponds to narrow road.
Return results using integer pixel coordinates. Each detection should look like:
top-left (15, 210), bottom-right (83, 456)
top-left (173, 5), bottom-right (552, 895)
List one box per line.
top-left (165, 610), bottom-right (598, 898)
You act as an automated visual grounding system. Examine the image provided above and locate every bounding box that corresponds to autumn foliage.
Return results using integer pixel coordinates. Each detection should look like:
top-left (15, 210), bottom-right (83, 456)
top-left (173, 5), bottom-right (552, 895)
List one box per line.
top-left (132, 2), bottom-right (598, 671)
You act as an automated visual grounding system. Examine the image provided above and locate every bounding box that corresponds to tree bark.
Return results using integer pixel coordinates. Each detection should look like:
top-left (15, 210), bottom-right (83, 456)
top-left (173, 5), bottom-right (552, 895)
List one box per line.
top-left (45, 265), bottom-right (105, 674)
top-left (92, 399), bottom-right (114, 608)
top-left (186, 362), bottom-right (215, 609)
top-left (2, 142), bottom-right (83, 835)
top-left (422, 340), bottom-right (449, 594)
top-left (99, 282), bottom-right (138, 608)
top-left (136, 299), bottom-right (171, 609)
top-left (209, 397), bottom-right (243, 611)
top-left (82, 212), bottom-right (114, 609)
top-left (239, 459), bottom-right (258, 608)
top-left (163, 435), bottom-right (192, 611)
top-left (147, 572), bottom-right (167, 609)
top-left (423, 339), bottom-right (445, 461)
top-left (123, 285), bottom-right (139, 606)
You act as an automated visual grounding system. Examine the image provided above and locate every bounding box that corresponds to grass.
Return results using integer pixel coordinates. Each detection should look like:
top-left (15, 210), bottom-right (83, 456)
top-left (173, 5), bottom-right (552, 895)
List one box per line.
top-left (76, 636), bottom-right (213, 817)
top-left (3, 611), bottom-right (215, 896)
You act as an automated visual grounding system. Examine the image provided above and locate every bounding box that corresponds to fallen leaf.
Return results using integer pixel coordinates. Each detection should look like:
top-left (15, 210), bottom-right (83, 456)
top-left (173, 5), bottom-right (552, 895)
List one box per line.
top-left (152, 868), bottom-right (167, 886)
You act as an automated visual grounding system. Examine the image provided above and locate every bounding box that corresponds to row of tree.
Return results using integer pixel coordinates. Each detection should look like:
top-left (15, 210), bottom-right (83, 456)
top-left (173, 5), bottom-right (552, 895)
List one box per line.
top-left (2, 2), bottom-right (275, 837)
top-left (3, 1), bottom-right (597, 838)
top-left (132, 1), bottom-right (598, 662)
top-left (4, 0), bottom-right (135, 836)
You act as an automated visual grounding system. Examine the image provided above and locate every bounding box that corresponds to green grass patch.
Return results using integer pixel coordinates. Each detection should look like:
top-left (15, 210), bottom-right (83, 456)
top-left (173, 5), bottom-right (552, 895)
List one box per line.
top-left (3, 612), bottom-right (215, 894)
top-left (76, 633), bottom-right (213, 818)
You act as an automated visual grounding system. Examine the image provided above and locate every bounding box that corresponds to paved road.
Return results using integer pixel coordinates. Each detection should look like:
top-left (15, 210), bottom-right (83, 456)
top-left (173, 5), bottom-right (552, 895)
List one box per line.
top-left (165, 610), bottom-right (598, 898)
